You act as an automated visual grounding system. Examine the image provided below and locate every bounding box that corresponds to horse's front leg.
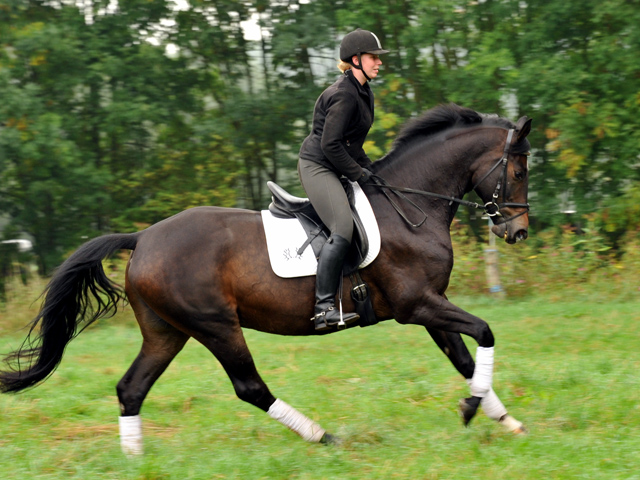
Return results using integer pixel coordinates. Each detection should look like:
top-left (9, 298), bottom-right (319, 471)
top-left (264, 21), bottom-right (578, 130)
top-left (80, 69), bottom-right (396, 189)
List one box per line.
top-left (426, 328), bottom-right (526, 433)
top-left (397, 294), bottom-right (497, 426)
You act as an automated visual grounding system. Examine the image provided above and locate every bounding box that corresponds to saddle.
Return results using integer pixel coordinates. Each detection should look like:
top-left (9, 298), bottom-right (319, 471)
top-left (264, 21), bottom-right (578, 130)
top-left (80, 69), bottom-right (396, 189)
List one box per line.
top-left (267, 180), bottom-right (369, 276)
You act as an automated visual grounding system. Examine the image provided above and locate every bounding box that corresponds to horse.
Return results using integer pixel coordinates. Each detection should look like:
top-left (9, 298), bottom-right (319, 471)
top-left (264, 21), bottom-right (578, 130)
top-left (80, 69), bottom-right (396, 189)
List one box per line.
top-left (0, 103), bottom-right (532, 455)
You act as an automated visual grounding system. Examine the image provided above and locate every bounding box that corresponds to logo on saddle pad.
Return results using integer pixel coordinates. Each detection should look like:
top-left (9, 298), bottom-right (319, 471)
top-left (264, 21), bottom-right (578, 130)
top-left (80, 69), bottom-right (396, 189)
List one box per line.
top-left (261, 181), bottom-right (381, 279)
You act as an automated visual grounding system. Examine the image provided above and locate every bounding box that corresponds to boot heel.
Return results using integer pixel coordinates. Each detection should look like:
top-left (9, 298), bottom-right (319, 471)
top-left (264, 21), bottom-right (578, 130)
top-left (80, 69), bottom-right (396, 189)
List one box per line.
top-left (312, 312), bottom-right (331, 332)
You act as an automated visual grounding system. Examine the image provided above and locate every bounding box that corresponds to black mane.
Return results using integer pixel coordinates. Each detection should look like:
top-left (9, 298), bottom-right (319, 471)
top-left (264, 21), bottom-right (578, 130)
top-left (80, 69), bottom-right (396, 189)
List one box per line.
top-left (390, 103), bottom-right (514, 152)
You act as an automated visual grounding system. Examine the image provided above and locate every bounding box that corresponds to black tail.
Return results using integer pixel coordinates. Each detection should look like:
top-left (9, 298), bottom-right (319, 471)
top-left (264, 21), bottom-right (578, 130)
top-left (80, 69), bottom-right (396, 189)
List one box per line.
top-left (0, 233), bottom-right (138, 393)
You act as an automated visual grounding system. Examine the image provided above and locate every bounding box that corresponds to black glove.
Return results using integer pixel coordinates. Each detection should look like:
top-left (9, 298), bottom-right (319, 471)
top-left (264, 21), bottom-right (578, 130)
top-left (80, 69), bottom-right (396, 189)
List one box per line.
top-left (358, 168), bottom-right (373, 185)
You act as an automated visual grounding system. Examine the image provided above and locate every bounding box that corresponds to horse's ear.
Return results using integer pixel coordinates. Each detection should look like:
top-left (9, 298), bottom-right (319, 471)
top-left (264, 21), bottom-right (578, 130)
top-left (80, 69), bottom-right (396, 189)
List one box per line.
top-left (515, 116), bottom-right (532, 140)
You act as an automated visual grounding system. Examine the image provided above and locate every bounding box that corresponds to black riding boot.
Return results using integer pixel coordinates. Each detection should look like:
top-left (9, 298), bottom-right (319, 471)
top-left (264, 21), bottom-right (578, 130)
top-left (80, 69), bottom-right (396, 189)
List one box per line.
top-left (313, 235), bottom-right (360, 331)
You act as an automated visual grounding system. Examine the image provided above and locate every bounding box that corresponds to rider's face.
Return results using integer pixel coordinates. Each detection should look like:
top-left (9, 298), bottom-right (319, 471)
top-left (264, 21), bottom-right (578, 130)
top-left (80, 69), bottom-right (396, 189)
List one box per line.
top-left (352, 53), bottom-right (383, 81)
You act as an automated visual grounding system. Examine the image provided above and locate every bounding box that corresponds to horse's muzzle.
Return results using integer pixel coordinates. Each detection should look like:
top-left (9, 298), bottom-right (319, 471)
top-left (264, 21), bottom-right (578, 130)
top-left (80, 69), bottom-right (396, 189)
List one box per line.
top-left (491, 222), bottom-right (528, 244)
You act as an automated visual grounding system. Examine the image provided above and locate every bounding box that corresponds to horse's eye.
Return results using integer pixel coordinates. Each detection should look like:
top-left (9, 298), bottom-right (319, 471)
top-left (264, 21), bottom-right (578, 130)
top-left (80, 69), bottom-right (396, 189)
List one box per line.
top-left (515, 170), bottom-right (526, 180)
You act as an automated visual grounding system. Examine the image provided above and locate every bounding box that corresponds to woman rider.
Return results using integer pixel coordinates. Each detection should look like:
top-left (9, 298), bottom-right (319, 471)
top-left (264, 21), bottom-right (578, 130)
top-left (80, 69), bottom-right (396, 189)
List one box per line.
top-left (298, 29), bottom-right (389, 332)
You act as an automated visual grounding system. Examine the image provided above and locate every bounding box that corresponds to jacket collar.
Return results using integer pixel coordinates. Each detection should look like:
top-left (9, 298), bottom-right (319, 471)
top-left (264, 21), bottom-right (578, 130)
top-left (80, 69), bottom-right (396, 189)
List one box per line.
top-left (345, 70), bottom-right (372, 97)
top-left (345, 70), bottom-right (374, 116)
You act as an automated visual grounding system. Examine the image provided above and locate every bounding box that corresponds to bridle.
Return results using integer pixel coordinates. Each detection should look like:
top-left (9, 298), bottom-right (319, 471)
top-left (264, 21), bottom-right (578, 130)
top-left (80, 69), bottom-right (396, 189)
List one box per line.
top-left (470, 128), bottom-right (530, 225)
top-left (369, 128), bottom-right (530, 228)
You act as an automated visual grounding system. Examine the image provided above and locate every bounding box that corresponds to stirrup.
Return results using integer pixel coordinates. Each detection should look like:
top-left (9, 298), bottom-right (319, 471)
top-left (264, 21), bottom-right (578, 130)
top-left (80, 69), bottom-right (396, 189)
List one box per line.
top-left (311, 306), bottom-right (359, 331)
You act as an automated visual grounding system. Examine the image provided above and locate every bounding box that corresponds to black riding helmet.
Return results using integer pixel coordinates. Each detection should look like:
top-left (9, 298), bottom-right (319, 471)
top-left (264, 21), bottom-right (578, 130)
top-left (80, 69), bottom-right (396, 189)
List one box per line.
top-left (339, 29), bottom-right (389, 81)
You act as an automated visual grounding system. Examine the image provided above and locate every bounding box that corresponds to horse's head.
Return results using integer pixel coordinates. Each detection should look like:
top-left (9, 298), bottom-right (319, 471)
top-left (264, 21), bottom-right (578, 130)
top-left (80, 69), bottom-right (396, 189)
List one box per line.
top-left (474, 116), bottom-right (532, 244)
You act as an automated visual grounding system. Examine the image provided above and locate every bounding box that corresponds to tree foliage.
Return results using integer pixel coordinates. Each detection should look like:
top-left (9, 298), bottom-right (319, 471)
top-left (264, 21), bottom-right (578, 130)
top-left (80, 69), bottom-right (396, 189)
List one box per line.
top-left (1, 0), bottom-right (639, 272)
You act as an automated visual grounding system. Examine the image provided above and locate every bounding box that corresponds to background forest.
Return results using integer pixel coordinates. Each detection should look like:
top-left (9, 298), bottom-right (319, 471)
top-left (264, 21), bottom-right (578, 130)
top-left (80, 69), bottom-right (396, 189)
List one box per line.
top-left (1, 0), bottom-right (639, 280)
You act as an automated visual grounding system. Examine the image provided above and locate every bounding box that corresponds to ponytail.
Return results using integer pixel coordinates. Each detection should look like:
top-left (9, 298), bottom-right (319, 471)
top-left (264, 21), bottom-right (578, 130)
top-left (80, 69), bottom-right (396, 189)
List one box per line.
top-left (337, 61), bottom-right (352, 73)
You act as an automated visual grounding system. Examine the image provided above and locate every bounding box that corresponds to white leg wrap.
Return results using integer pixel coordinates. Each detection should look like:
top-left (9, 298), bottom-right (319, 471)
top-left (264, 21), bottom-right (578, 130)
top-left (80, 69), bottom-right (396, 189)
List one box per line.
top-left (119, 415), bottom-right (143, 456)
top-left (470, 346), bottom-right (494, 398)
top-left (480, 388), bottom-right (508, 420)
top-left (465, 378), bottom-right (525, 433)
top-left (267, 399), bottom-right (326, 443)
top-left (467, 380), bottom-right (508, 421)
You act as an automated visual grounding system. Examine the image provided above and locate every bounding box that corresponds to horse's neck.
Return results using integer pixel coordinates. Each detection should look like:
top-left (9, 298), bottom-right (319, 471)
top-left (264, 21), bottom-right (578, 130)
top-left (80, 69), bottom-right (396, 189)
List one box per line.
top-left (378, 131), bottom-right (488, 198)
top-left (373, 128), bottom-right (502, 230)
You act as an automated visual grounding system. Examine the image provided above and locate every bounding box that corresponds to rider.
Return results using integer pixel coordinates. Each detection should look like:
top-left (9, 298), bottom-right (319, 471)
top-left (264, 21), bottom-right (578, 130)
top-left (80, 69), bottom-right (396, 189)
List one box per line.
top-left (298, 29), bottom-right (389, 331)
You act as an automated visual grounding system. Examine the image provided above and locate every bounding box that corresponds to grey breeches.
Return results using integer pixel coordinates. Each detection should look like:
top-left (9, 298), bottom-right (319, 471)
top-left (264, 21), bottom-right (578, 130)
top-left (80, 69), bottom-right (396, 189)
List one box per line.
top-left (298, 158), bottom-right (353, 243)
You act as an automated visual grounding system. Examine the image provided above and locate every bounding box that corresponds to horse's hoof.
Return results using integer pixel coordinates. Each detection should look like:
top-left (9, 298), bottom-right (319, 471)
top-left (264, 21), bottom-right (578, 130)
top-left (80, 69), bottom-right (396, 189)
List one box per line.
top-left (320, 432), bottom-right (342, 445)
top-left (500, 415), bottom-right (528, 435)
top-left (458, 396), bottom-right (481, 426)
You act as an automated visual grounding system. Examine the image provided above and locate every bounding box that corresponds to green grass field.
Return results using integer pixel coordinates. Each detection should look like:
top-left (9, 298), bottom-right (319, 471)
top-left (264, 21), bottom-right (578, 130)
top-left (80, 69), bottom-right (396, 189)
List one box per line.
top-left (1, 294), bottom-right (639, 479)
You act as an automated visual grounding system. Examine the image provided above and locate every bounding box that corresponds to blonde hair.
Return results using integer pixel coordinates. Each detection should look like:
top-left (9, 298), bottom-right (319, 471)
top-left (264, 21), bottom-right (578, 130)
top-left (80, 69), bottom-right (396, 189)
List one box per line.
top-left (337, 61), bottom-right (352, 73)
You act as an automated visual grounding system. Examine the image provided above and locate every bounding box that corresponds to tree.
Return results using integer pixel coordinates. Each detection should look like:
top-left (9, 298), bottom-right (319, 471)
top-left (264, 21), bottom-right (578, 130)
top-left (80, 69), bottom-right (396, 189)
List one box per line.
top-left (2, 0), bottom-right (640, 274)
top-left (0, 0), bottom-right (230, 271)
top-left (500, 1), bottom-right (639, 230)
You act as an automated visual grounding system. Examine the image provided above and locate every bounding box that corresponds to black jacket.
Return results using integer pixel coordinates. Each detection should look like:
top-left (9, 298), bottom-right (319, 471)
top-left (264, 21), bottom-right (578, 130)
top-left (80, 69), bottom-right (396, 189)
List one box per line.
top-left (299, 70), bottom-right (374, 182)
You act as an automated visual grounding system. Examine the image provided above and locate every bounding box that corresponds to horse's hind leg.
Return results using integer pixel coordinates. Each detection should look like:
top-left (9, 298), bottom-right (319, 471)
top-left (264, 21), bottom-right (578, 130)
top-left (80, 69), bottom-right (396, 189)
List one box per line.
top-left (426, 328), bottom-right (525, 433)
top-left (193, 322), bottom-right (331, 444)
top-left (116, 295), bottom-right (189, 455)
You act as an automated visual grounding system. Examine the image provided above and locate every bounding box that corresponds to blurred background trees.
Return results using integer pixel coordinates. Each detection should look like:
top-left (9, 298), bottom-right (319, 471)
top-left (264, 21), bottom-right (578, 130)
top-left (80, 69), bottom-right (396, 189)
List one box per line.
top-left (1, 0), bottom-right (639, 273)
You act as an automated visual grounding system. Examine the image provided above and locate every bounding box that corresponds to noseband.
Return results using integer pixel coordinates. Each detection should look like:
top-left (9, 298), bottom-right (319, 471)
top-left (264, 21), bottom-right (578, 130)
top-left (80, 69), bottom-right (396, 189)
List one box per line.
top-left (369, 128), bottom-right (530, 228)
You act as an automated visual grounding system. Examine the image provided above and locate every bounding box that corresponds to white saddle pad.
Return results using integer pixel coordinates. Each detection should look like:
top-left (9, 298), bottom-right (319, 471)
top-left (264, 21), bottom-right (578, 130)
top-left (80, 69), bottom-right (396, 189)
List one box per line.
top-left (261, 182), bottom-right (381, 278)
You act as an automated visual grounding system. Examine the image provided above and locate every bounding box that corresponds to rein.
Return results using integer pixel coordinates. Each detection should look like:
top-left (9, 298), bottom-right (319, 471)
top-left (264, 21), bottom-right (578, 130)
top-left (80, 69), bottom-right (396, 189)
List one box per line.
top-left (369, 128), bottom-right (530, 228)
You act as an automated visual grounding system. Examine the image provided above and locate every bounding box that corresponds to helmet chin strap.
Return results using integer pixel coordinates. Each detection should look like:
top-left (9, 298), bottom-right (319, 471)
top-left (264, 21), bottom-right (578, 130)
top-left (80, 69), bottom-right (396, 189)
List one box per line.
top-left (352, 53), bottom-right (372, 82)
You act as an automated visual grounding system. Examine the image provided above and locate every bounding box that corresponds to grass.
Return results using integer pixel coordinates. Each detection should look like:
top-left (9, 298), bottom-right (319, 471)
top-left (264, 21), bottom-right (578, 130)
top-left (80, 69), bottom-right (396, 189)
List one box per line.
top-left (1, 291), bottom-right (639, 479)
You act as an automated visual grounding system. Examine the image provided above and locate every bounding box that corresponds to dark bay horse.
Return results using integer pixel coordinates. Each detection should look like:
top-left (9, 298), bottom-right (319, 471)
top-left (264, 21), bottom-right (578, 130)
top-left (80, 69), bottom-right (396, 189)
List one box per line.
top-left (0, 104), bottom-right (532, 455)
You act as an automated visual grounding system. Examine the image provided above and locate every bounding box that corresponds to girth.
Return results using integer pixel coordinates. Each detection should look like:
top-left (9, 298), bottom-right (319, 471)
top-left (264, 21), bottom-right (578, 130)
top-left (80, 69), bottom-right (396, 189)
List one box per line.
top-left (267, 180), bottom-right (369, 275)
